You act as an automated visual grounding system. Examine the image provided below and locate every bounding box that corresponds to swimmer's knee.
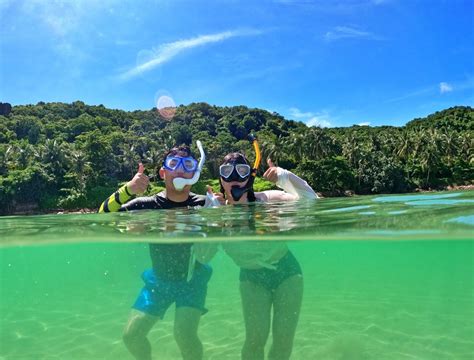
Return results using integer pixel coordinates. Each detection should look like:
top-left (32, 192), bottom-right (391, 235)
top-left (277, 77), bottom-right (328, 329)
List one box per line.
top-left (242, 340), bottom-right (265, 360)
top-left (174, 326), bottom-right (199, 345)
top-left (123, 327), bottom-right (141, 344)
top-left (269, 342), bottom-right (293, 360)
top-left (244, 335), bottom-right (267, 350)
top-left (123, 319), bottom-right (149, 344)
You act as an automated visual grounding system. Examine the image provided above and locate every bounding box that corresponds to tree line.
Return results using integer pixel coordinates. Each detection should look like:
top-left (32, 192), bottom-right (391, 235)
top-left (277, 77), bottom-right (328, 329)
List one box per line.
top-left (0, 101), bottom-right (472, 215)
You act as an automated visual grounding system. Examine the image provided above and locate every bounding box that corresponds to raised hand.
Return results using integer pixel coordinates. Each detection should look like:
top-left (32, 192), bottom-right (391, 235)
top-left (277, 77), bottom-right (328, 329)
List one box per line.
top-left (263, 158), bottom-right (279, 183)
top-left (127, 163), bottom-right (150, 195)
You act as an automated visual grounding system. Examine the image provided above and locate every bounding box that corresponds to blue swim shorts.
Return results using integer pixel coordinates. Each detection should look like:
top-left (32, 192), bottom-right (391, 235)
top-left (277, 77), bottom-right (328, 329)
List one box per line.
top-left (132, 264), bottom-right (212, 319)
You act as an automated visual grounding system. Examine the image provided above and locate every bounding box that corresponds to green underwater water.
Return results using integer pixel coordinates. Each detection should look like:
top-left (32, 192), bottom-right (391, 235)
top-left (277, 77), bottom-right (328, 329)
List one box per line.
top-left (0, 191), bottom-right (473, 359)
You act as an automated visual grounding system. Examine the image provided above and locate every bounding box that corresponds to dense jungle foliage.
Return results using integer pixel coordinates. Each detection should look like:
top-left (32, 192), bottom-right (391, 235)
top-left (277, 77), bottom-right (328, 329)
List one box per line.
top-left (0, 101), bottom-right (472, 214)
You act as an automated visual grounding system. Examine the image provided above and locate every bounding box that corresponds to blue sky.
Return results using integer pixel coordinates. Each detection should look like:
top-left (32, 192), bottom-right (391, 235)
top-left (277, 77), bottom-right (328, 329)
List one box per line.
top-left (1, 0), bottom-right (473, 127)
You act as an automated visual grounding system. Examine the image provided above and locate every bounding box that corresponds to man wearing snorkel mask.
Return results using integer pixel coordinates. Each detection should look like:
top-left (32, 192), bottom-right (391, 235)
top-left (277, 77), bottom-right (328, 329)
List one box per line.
top-left (99, 143), bottom-right (212, 360)
top-left (213, 136), bottom-right (318, 360)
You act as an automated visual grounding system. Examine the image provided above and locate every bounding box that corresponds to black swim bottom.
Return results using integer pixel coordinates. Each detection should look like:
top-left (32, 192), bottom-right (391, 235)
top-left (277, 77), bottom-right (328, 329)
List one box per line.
top-left (239, 251), bottom-right (302, 292)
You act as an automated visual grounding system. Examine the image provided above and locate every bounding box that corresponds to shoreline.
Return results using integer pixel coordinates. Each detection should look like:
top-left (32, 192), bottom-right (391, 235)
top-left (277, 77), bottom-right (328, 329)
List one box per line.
top-left (3, 184), bottom-right (473, 216)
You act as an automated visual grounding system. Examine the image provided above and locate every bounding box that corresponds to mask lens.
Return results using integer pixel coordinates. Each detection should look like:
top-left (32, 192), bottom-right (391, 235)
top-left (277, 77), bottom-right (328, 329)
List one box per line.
top-left (236, 164), bottom-right (251, 178)
top-left (165, 157), bottom-right (179, 170)
top-left (219, 164), bottom-right (234, 178)
top-left (183, 157), bottom-right (198, 171)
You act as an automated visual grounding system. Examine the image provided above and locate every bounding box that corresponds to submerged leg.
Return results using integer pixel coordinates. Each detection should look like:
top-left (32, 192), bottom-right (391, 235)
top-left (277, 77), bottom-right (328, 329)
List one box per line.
top-left (268, 274), bottom-right (303, 360)
top-left (174, 306), bottom-right (204, 360)
top-left (122, 309), bottom-right (159, 360)
top-left (240, 281), bottom-right (272, 360)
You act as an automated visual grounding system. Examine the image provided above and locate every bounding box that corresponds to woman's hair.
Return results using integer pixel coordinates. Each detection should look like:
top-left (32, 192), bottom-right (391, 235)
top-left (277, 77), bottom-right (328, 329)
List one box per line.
top-left (220, 152), bottom-right (256, 202)
top-left (222, 152), bottom-right (249, 165)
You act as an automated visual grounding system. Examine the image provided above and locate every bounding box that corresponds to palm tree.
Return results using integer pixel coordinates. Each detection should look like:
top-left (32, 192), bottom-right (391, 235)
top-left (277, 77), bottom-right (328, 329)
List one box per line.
top-left (4, 142), bottom-right (39, 170)
top-left (417, 128), bottom-right (442, 186)
top-left (0, 145), bottom-right (11, 175)
top-left (40, 139), bottom-right (67, 167)
top-left (261, 135), bottom-right (285, 164)
top-left (396, 130), bottom-right (412, 162)
top-left (440, 130), bottom-right (459, 167)
top-left (68, 149), bottom-right (92, 183)
top-left (283, 132), bottom-right (305, 162)
top-left (120, 144), bottom-right (140, 179)
top-left (304, 127), bottom-right (335, 161)
top-left (459, 132), bottom-right (473, 165)
top-left (39, 139), bottom-right (70, 181)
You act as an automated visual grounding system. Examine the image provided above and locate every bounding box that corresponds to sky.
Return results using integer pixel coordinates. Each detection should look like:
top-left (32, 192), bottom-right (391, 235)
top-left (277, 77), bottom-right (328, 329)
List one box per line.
top-left (0, 0), bottom-right (473, 127)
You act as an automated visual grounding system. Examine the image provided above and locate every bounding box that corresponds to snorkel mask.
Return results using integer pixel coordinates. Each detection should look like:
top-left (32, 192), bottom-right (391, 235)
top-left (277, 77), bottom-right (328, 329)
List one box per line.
top-left (227, 134), bottom-right (261, 201)
top-left (172, 140), bottom-right (205, 191)
top-left (219, 163), bottom-right (252, 183)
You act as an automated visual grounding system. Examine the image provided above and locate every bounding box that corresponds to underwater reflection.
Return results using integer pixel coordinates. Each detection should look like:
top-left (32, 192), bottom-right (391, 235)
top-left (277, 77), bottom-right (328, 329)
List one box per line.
top-left (193, 203), bottom-right (304, 360)
top-left (1, 193), bottom-right (473, 359)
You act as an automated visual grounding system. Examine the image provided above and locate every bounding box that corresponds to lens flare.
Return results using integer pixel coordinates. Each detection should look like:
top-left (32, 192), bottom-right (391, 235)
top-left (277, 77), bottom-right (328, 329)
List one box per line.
top-left (156, 95), bottom-right (176, 120)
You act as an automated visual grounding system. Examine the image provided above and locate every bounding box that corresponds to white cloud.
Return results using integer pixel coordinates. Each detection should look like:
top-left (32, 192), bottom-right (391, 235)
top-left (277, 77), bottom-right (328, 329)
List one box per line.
top-left (384, 86), bottom-right (434, 103)
top-left (358, 122), bottom-right (371, 126)
top-left (289, 107), bottom-right (332, 127)
top-left (385, 78), bottom-right (471, 103)
top-left (20, 0), bottom-right (105, 37)
top-left (324, 26), bottom-right (383, 41)
top-left (289, 107), bottom-right (314, 118)
top-left (118, 29), bottom-right (263, 81)
top-left (16, 0), bottom-right (113, 60)
top-left (307, 116), bottom-right (331, 128)
top-left (439, 82), bottom-right (453, 94)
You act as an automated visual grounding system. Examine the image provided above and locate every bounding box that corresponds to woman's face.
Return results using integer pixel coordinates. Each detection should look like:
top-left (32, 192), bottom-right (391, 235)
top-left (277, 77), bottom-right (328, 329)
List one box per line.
top-left (220, 159), bottom-right (251, 203)
top-left (220, 155), bottom-right (252, 203)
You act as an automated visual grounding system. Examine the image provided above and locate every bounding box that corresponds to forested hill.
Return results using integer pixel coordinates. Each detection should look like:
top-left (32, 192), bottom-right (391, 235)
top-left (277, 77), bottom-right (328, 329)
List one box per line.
top-left (0, 101), bottom-right (472, 214)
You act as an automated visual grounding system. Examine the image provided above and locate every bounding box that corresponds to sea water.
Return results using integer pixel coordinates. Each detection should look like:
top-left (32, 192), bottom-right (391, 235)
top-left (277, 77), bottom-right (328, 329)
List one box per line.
top-left (0, 191), bottom-right (473, 359)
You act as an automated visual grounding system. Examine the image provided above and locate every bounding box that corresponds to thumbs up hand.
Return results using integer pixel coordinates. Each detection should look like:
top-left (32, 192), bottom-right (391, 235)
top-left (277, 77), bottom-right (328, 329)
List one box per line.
top-left (263, 158), bottom-right (279, 183)
top-left (127, 163), bottom-right (150, 195)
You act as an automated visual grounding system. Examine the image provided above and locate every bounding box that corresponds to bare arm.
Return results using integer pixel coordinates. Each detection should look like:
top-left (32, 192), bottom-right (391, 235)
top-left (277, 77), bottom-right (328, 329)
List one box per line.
top-left (258, 159), bottom-right (318, 202)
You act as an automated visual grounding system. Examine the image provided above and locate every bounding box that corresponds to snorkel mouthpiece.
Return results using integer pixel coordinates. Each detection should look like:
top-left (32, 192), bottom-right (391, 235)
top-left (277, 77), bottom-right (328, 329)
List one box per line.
top-left (173, 140), bottom-right (205, 191)
top-left (231, 185), bottom-right (248, 201)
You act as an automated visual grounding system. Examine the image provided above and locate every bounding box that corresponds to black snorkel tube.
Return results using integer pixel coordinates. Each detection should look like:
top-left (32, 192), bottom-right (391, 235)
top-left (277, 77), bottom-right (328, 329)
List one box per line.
top-left (230, 134), bottom-right (262, 201)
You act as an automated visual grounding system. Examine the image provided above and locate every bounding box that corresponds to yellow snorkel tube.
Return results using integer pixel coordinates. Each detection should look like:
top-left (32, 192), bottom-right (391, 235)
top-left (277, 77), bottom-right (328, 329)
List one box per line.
top-left (249, 134), bottom-right (261, 176)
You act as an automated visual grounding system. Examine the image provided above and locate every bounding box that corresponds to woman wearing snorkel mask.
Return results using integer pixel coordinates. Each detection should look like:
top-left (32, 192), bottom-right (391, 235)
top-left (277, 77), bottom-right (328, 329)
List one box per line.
top-left (216, 137), bottom-right (318, 360)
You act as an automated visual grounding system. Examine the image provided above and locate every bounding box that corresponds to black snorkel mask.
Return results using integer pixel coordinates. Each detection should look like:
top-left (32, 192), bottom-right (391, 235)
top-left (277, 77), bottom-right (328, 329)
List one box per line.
top-left (222, 134), bottom-right (261, 201)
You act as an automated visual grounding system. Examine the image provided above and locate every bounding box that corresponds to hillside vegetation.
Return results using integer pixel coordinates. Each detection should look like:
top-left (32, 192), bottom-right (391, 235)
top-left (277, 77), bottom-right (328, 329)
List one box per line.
top-left (0, 101), bottom-right (472, 214)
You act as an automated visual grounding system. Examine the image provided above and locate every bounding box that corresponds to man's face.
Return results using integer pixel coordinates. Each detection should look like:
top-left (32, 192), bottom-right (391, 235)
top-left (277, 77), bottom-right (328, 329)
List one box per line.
top-left (159, 155), bottom-right (196, 192)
